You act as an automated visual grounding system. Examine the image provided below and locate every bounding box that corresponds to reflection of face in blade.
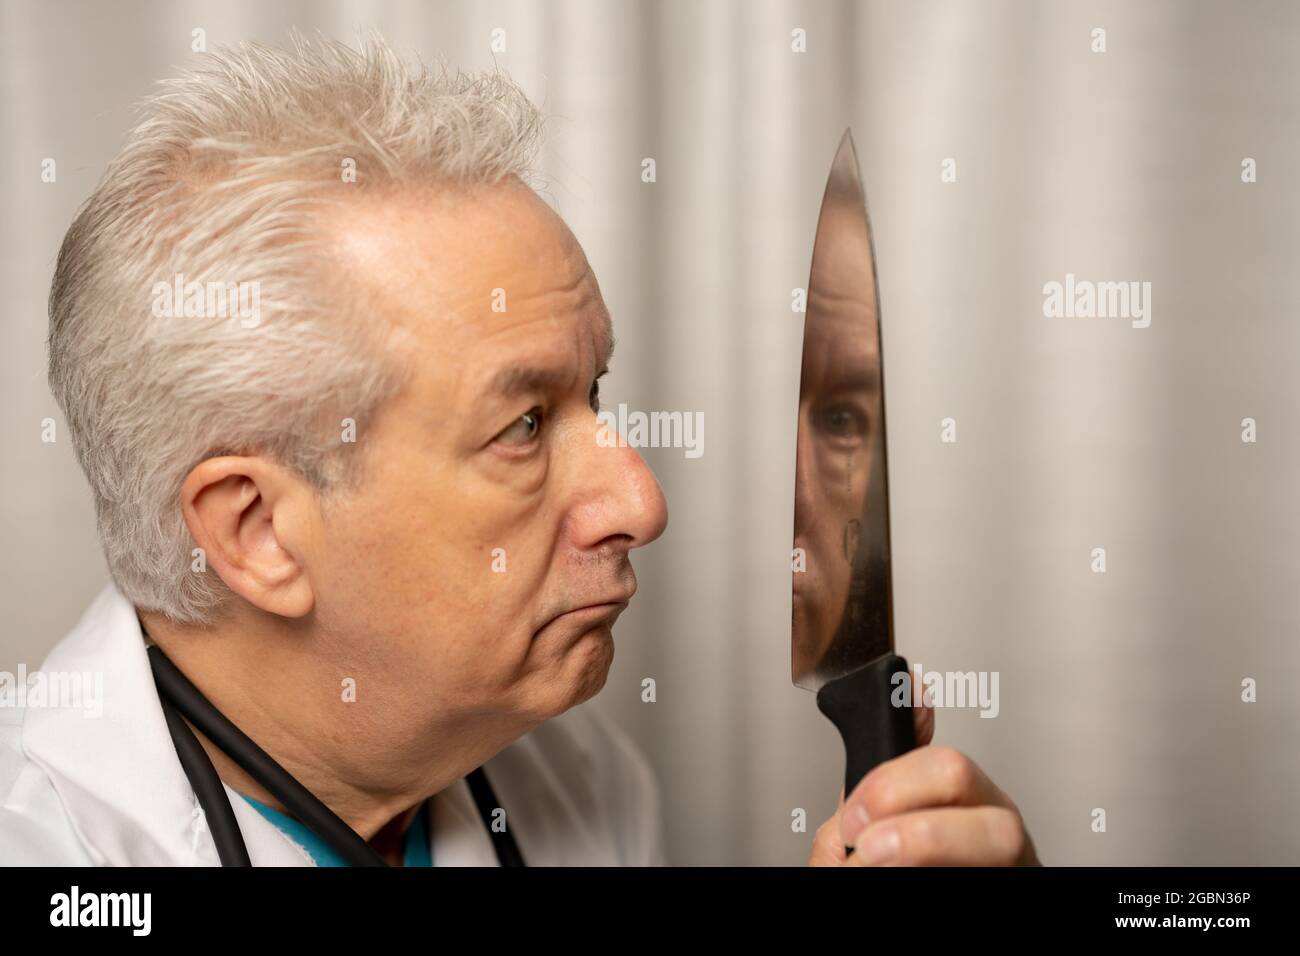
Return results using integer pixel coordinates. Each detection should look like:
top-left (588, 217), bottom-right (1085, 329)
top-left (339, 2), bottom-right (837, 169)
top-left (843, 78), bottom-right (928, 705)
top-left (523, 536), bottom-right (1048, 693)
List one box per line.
top-left (792, 191), bottom-right (884, 688)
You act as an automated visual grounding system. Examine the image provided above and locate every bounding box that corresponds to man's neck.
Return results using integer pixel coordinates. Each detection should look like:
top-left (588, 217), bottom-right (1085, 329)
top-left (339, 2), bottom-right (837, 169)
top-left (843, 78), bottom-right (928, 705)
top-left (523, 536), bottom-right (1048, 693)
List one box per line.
top-left (138, 605), bottom-right (527, 846)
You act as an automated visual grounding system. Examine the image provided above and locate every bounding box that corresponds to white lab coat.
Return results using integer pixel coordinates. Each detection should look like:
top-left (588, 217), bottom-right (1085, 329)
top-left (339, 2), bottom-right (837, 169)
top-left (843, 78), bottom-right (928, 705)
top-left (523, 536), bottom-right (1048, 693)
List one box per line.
top-left (0, 583), bottom-right (666, 866)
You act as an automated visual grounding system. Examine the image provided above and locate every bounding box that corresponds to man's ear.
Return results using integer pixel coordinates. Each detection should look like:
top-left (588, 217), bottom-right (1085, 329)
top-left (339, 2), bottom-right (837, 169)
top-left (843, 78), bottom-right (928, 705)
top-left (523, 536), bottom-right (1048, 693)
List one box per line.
top-left (179, 456), bottom-right (318, 618)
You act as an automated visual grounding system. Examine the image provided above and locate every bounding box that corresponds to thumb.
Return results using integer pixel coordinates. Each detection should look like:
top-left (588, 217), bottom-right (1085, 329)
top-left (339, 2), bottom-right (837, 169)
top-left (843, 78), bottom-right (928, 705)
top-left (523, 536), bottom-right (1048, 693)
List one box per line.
top-left (808, 790), bottom-right (848, 867)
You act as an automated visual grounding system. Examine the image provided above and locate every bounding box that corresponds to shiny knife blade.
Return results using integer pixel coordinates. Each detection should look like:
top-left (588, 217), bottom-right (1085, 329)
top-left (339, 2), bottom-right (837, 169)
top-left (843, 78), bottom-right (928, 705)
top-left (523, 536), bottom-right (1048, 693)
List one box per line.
top-left (792, 129), bottom-right (915, 797)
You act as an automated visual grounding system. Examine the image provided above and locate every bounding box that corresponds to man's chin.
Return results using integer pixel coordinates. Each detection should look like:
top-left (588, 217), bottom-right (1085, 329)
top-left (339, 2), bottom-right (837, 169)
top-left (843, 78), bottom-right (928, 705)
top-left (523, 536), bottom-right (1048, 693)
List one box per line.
top-left (542, 622), bottom-right (616, 715)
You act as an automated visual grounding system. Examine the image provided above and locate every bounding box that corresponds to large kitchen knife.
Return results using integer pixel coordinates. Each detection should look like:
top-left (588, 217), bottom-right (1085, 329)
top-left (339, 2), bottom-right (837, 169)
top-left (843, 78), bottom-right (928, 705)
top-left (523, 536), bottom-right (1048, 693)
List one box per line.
top-left (792, 129), bottom-right (915, 803)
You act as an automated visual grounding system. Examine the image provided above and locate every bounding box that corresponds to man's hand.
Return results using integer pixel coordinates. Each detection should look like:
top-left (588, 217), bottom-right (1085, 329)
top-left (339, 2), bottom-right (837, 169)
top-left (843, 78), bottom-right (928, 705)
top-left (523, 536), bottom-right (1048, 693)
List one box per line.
top-left (808, 690), bottom-right (1040, 867)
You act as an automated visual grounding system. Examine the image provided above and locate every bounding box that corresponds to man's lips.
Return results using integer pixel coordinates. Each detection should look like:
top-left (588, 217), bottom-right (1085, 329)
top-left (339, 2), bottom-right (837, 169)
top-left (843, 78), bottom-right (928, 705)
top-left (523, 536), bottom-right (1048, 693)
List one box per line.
top-left (559, 601), bottom-right (629, 619)
top-left (540, 589), bottom-right (636, 632)
top-left (559, 596), bottom-right (633, 618)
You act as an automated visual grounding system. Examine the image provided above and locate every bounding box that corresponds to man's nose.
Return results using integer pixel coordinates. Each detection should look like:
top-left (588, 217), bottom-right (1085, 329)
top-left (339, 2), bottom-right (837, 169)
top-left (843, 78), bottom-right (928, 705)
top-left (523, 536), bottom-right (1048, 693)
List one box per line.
top-left (567, 419), bottom-right (668, 553)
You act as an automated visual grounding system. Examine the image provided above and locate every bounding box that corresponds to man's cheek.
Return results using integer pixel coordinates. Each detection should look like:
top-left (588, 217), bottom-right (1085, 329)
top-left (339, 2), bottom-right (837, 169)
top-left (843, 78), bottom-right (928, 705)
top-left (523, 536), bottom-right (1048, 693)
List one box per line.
top-left (483, 554), bottom-right (552, 650)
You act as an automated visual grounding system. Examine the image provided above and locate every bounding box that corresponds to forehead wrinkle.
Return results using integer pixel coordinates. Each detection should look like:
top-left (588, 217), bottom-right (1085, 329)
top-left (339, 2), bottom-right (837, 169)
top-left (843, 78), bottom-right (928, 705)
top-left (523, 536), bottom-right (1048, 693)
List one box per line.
top-left (598, 309), bottom-right (614, 370)
top-left (479, 304), bottom-right (611, 404)
top-left (573, 297), bottom-right (615, 377)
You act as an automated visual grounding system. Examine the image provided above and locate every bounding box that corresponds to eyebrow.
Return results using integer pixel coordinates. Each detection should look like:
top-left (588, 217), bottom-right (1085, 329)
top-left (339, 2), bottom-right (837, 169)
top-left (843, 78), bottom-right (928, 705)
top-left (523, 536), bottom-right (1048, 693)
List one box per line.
top-left (822, 363), bottom-right (880, 395)
top-left (486, 364), bottom-right (575, 399)
top-left (838, 366), bottom-right (879, 390)
top-left (482, 315), bottom-right (616, 400)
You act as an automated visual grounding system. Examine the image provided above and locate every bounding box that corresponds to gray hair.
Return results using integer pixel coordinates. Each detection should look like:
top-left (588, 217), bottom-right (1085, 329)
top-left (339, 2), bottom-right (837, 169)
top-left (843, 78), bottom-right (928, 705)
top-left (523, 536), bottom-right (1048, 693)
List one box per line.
top-left (48, 33), bottom-right (544, 624)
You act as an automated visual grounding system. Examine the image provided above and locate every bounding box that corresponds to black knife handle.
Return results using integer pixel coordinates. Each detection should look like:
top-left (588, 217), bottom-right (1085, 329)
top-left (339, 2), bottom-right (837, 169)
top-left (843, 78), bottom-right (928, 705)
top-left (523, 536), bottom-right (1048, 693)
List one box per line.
top-left (816, 653), bottom-right (917, 800)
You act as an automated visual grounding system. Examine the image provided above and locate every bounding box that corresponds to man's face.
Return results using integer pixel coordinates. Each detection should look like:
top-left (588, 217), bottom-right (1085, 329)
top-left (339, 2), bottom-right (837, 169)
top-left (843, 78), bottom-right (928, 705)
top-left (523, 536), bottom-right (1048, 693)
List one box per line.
top-left (792, 203), bottom-right (877, 682)
top-left (308, 179), bottom-right (667, 726)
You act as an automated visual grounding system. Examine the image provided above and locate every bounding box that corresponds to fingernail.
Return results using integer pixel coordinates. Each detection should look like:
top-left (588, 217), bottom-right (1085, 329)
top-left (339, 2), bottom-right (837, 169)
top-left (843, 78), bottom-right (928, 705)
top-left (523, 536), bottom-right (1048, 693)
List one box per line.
top-left (855, 825), bottom-right (900, 865)
top-left (841, 804), bottom-right (870, 847)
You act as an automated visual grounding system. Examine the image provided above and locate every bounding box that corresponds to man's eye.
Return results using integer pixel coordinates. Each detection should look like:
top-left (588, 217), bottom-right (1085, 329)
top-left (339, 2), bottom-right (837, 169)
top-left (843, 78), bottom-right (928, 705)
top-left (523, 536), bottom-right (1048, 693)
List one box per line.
top-left (495, 407), bottom-right (544, 447)
top-left (815, 403), bottom-right (869, 442)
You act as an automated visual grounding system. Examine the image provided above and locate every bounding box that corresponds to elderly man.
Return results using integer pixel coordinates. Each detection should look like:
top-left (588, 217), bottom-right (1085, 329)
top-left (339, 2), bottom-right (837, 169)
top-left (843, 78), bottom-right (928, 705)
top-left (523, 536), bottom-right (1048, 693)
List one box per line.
top-left (0, 36), bottom-right (1036, 867)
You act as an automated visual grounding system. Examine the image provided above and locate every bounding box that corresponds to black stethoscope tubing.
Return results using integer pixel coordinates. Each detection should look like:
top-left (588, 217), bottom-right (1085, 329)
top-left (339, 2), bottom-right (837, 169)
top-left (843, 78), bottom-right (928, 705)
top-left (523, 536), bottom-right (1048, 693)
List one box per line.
top-left (148, 644), bottom-right (525, 867)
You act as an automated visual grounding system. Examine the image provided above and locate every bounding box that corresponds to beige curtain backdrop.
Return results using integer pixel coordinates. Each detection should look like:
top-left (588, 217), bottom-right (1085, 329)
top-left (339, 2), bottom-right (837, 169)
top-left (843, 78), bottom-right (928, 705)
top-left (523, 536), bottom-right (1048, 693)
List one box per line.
top-left (3, 0), bottom-right (1298, 866)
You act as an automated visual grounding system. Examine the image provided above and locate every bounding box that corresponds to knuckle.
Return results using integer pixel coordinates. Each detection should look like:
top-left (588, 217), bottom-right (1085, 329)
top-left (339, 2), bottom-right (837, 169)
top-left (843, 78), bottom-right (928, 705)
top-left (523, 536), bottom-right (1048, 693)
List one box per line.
top-left (933, 745), bottom-right (976, 798)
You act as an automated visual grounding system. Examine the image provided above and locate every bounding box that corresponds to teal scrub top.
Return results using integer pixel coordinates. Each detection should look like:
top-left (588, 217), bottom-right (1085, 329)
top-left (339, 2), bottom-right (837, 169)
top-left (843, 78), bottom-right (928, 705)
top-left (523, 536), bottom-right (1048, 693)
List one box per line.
top-left (241, 794), bottom-right (433, 867)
